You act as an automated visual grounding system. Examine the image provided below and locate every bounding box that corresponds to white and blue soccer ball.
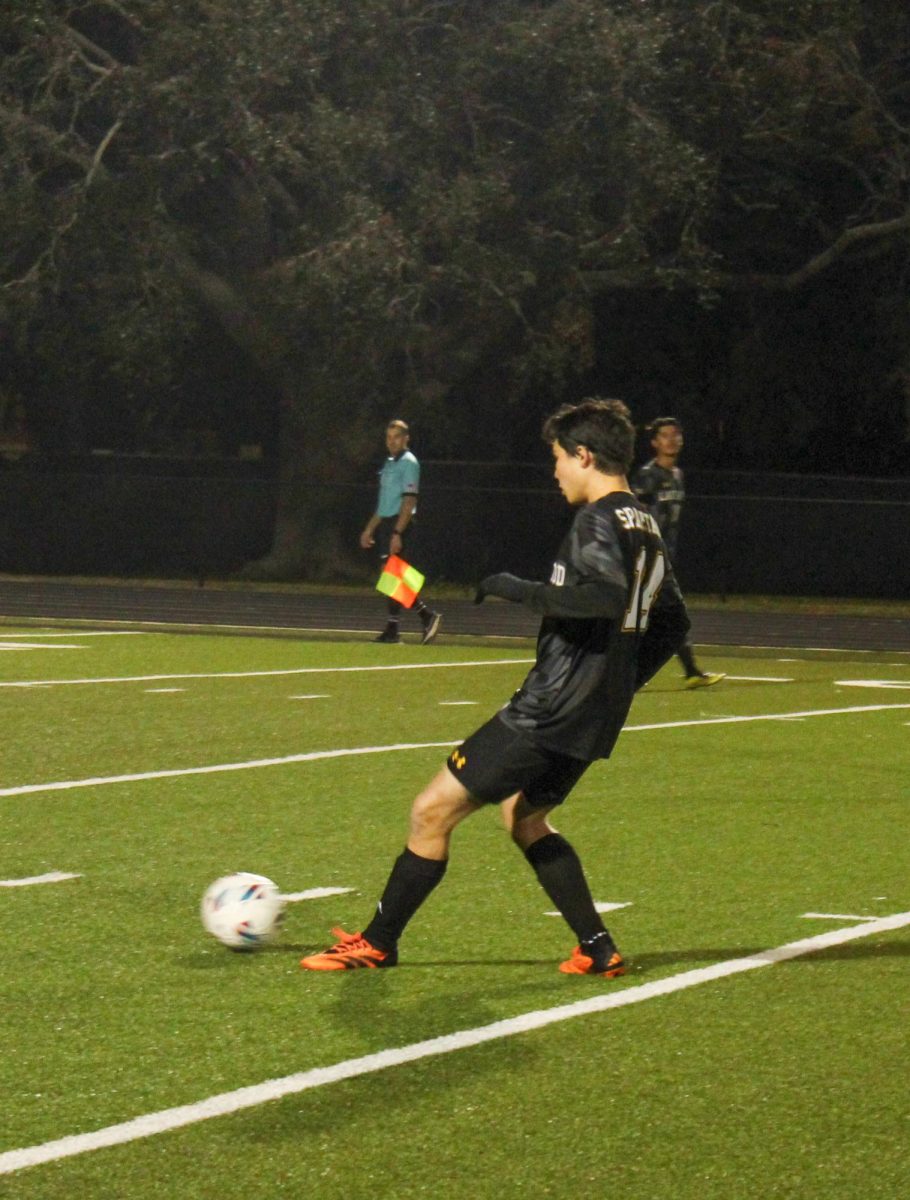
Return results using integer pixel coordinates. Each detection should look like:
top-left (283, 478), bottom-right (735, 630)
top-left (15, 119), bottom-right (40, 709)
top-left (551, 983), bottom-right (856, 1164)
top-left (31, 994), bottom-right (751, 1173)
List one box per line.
top-left (201, 872), bottom-right (285, 950)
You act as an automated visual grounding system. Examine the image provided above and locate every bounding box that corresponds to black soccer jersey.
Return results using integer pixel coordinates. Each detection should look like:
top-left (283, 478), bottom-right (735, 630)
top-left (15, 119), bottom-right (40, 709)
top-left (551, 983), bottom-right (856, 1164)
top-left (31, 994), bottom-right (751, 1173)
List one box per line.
top-left (499, 491), bottom-right (689, 761)
top-left (631, 460), bottom-right (685, 558)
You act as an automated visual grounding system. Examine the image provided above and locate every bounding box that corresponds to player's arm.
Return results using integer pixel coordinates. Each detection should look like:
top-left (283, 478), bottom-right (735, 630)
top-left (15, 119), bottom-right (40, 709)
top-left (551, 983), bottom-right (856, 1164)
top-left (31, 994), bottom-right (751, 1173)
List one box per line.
top-left (476, 512), bottom-right (629, 618)
top-left (388, 494), bottom-right (418, 554)
top-left (393, 494), bottom-right (417, 534)
top-left (476, 508), bottom-right (629, 616)
top-left (360, 513), bottom-right (382, 548)
top-left (630, 465), bottom-right (653, 504)
top-left (475, 573), bottom-right (627, 619)
top-left (634, 572), bottom-right (690, 689)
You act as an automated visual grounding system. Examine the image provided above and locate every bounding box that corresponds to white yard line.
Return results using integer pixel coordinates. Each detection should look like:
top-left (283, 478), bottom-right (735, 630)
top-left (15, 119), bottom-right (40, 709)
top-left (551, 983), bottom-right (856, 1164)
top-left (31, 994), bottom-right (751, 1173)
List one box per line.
top-left (0, 644), bottom-right (86, 651)
top-left (280, 887), bottom-right (353, 902)
top-left (620, 703), bottom-right (910, 733)
top-left (0, 742), bottom-right (456, 798)
top-left (724, 675), bottom-right (794, 682)
top-left (801, 912), bottom-right (879, 921)
top-left (2, 704), bottom-right (909, 800)
top-left (835, 680), bottom-right (910, 689)
top-left (0, 632), bottom-right (148, 638)
top-left (546, 901), bottom-right (630, 916)
top-left (0, 658), bottom-right (534, 690)
top-left (0, 871), bottom-right (82, 888)
top-left (2, 909), bottom-right (908, 1178)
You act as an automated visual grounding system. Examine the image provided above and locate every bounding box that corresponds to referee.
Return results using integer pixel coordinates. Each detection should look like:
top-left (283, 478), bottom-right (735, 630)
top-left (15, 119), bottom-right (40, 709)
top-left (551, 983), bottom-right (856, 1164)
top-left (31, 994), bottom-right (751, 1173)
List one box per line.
top-left (360, 419), bottom-right (441, 644)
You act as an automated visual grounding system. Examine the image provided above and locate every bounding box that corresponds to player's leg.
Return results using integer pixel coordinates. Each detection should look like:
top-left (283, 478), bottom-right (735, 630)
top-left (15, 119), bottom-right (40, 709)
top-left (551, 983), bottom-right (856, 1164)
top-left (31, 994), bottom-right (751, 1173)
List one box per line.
top-left (373, 596), bottom-right (403, 643)
top-left (677, 639), bottom-right (701, 677)
top-left (300, 768), bottom-right (479, 971)
top-left (501, 790), bottom-right (625, 979)
top-left (501, 793), bottom-right (607, 945)
top-left (359, 767), bottom-right (479, 949)
top-left (397, 523), bottom-right (441, 643)
top-left (374, 519), bottom-right (402, 642)
top-left (678, 639), bottom-right (725, 687)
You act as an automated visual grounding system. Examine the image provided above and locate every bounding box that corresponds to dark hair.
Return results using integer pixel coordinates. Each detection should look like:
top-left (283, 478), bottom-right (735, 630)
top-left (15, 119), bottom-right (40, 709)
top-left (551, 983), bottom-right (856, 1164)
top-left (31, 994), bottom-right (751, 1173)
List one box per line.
top-left (542, 397), bottom-right (635, 474)
top-left (646, 416), bottom-right (682, 437)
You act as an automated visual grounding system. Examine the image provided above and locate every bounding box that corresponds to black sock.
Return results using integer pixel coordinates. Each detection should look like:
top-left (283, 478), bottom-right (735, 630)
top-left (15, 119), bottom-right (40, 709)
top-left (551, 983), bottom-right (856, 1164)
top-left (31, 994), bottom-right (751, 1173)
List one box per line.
top-left (524, 833), bottom-right (605, 945)
top-left (363, 848), bottom-right (447, 950)
top-left (678, 642), bottom-right (699, 676)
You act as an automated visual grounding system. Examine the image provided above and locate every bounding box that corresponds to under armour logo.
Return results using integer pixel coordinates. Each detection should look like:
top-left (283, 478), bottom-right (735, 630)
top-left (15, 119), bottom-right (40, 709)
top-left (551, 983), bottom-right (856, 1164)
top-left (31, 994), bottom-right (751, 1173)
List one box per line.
top-left (450, 750), bottom-right (466, 770)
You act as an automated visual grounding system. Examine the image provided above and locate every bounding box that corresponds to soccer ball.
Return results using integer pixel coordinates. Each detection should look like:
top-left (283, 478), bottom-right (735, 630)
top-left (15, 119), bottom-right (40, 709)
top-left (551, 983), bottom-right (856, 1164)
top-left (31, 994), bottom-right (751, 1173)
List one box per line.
top-left (201, 872), bottom-right (285, 950)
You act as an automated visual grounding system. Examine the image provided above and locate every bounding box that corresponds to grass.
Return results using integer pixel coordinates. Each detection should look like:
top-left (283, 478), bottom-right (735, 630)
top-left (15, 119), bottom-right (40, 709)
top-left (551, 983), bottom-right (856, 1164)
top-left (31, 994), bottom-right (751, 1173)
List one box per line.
top-left (1, 627), bottom-right (908, 1198)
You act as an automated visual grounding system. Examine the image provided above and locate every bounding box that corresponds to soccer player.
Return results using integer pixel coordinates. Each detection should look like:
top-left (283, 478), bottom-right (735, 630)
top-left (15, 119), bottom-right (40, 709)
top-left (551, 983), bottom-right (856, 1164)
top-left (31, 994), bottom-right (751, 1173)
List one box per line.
top-left (360, 419), bottom-right (441, 644)
top-left (632, 417), bottom-right (724, 688)
top-left (303, 398), bottom-right (690, 977)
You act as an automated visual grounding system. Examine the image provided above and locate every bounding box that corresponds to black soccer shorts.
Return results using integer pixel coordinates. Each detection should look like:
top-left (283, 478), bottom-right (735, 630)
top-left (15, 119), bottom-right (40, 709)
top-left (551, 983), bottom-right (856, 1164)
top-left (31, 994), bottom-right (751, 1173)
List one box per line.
top-left (446, 712), bottom-right (590, 808)
top-left (376, 516), bottom-right (419, 562)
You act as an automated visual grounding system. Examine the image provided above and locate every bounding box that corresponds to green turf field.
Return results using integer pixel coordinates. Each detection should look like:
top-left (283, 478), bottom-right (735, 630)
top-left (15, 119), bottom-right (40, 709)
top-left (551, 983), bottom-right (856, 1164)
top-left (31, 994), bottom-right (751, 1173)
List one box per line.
top-left (1, 627), bottom-right (908, 1198)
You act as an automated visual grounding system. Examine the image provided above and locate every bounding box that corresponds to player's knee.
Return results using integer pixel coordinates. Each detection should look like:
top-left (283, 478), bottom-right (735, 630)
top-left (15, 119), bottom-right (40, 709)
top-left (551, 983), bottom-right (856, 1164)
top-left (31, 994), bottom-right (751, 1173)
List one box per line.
top-left (500, 792), bottom-right (551, 841)
top-left (507, 801), bottom-right (555, 849)
top-left (512, 819), bottom-right (554, 852)
top-left (409, 782), bottom-right (464, 841)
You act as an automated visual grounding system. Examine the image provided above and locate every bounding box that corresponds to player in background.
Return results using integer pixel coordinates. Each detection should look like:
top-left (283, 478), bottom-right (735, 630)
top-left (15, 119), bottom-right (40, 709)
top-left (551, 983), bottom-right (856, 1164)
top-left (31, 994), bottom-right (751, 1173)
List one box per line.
top-left (632, 417), bottom-right (724, 688)
top-left (302, 398), bottom-right (690, 978)
top-left (360, 419), bottom-right (441, 644)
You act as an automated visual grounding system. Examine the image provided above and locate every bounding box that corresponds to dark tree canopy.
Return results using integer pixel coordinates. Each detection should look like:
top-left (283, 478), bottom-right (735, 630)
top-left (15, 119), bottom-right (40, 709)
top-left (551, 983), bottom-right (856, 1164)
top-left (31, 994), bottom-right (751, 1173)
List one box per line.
top-left (1, 1), bottom-right (908, 573)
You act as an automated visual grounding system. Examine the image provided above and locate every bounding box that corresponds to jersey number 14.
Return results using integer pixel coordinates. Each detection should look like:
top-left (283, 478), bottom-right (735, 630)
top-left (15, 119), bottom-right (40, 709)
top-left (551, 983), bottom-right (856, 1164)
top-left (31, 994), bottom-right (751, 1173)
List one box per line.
top-left (622, 548), bottom-right (666, 633)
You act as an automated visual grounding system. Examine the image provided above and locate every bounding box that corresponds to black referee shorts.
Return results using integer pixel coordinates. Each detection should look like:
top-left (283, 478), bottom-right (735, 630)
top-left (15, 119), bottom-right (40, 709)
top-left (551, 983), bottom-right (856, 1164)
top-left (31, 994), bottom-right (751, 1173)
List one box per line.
top-left (446, 712), bottom-right (590, 809)
top-left (376, 516), bottom-right (420, 562)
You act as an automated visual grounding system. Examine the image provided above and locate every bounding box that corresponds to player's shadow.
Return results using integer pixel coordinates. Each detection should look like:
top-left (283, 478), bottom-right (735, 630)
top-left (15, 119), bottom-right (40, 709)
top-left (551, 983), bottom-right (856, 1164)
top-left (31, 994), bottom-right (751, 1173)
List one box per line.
top-left (587, 941), bottom-right (910, 974)
top-left (285, 940), bottom-right (910, 971)
top-left (226, 937), bottom-right (910, 974)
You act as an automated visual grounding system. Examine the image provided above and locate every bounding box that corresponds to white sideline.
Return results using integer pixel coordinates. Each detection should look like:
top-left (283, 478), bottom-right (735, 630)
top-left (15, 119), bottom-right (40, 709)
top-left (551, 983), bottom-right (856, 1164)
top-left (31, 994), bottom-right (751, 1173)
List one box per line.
top-left (0, 643), bottom-right (86, 651)
top-left (0, 742), bottom-right (456, 798)
top-left (0, 658), bottom-right (535, 690)
top-left (724, 675), bottom-right (794, 682)
top-left (280, 887), bottom-right (353, 902)
top-left (2, 909), bottom-right (908, 1177)
top-left (0, 632), bottom-right (147, 638)
top-left (0, 872), bottom-right (81, 888)
top-left (2, 703), bottom-right (909, 799)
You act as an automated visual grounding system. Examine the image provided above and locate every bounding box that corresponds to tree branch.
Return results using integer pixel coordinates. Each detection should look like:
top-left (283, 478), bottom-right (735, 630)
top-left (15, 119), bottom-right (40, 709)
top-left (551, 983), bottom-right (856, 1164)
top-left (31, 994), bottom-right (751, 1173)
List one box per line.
top-left (85, 118), bottom-right (124, 187)
top-left (581, 208), bottom-right (910, 295)
top-left (65, 26), bottom-right (122, 71)
top-left (755, 208), bottom-right (910, 290)
top-left (0, 103), bottom-right (94, 174)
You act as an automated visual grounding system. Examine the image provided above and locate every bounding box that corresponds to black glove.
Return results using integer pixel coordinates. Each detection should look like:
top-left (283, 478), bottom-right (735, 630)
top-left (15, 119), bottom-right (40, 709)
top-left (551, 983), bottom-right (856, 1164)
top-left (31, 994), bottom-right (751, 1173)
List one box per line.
top-left (473, 573), bottom-right (532, 605)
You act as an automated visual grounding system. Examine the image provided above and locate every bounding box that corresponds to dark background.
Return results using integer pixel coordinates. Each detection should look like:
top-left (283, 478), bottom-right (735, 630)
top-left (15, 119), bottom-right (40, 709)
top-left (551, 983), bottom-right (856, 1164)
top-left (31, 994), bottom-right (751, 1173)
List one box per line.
top-left (2, 453), bottom-right (907, 598)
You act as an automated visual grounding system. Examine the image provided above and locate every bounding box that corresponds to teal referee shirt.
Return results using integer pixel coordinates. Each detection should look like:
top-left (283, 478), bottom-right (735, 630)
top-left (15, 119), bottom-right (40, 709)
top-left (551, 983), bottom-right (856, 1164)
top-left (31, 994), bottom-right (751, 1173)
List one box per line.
top-left (377, 450), bottom-right (420, 517)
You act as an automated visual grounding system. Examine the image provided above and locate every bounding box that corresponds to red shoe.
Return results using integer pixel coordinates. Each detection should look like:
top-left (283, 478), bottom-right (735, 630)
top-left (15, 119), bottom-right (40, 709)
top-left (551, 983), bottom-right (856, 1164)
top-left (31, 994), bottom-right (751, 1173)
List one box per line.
top-left (300, 928), bottom-right (397, 971)
top-left (559, 944), bottom-right (626, 978)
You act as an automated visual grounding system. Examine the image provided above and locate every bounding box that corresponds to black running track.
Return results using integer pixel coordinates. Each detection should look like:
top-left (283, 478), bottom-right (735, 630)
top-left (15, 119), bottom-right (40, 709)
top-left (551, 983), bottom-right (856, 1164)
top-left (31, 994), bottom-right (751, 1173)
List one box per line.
top-left (0, 578), bottom-right (907, 652)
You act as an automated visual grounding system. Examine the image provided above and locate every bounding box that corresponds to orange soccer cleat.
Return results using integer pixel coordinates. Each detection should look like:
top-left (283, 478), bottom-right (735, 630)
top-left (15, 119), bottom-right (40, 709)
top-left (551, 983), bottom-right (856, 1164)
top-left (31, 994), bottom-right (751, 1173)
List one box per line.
top-left (300, 928), bottom-right (398, 971)
top-left (559, 944), bottom-right (626, 978)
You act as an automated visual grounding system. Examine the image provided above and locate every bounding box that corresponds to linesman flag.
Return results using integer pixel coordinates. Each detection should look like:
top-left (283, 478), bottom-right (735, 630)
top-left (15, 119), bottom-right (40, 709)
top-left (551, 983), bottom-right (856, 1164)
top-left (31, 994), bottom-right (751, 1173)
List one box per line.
top-left (376, 555), bottom-right (425, 609)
